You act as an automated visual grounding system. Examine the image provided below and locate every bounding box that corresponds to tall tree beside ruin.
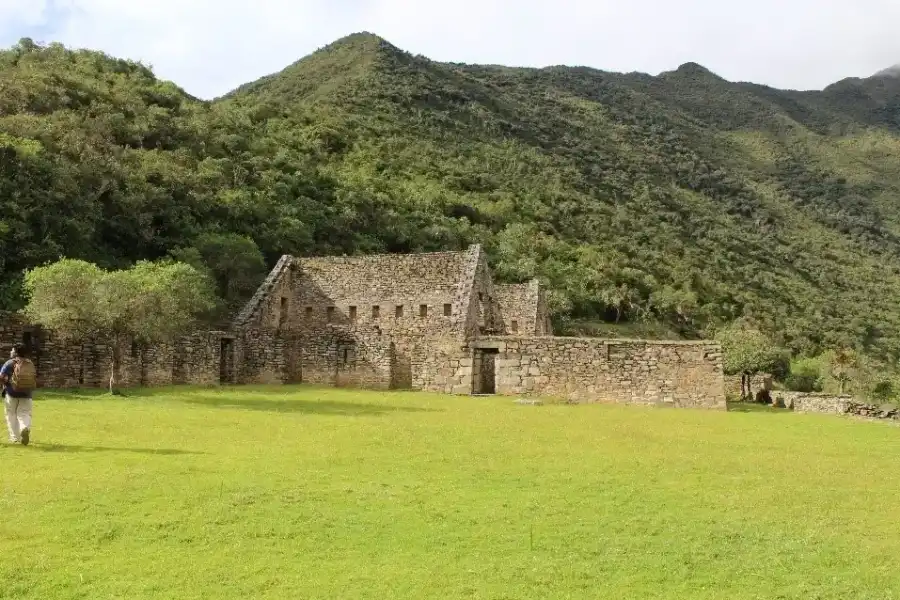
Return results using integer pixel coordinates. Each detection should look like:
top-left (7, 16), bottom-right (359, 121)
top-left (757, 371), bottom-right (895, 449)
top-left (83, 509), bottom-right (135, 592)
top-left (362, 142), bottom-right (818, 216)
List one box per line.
top-left (715, 321), bottom-right (786, 399)
top-left (170, 232), bottom-right (267, 311)
top-left (22, 258), bottom-right (216, 392)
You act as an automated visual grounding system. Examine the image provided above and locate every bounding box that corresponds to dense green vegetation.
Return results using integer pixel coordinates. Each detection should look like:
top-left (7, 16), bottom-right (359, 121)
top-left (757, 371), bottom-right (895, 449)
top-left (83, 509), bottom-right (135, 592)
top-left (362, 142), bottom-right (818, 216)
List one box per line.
top-left (4, 385), bottom-right (900, 599)
top-left (3, 33), bottom-right (900, 365)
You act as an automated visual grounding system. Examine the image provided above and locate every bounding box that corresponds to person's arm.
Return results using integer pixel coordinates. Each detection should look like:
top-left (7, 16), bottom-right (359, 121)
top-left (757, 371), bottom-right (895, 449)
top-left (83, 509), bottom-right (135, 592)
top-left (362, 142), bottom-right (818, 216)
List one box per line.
top-left (0, 361), bottom-right (11, 385)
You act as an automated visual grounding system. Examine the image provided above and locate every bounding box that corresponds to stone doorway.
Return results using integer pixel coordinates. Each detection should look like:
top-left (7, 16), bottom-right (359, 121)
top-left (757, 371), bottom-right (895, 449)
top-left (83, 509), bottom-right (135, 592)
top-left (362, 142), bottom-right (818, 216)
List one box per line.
top-left (474, 348), bottom-right (499, 394)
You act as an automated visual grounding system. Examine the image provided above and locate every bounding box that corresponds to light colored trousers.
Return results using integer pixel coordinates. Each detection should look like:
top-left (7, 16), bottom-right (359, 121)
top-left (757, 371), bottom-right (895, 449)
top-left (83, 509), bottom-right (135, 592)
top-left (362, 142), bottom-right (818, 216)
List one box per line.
top-left (4, 395), bottom-right (32, 442)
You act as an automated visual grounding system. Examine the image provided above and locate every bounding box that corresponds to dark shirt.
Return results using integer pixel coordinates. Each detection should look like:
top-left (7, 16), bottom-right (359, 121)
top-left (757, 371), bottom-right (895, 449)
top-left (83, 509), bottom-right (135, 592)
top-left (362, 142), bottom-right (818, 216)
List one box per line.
top-left (1, 359), bottom-right (31, 398)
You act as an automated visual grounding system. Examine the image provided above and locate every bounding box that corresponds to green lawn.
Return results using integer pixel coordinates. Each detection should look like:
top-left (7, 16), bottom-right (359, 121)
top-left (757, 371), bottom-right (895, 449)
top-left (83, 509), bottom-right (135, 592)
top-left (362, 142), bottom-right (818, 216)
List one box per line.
top-left (1, 386), bottom-right (899, 599)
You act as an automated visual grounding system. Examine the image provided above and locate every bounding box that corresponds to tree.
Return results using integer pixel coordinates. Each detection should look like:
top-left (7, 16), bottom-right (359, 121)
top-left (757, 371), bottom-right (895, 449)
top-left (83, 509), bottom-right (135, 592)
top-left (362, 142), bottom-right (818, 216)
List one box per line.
top-left (22, 258), bottom-right (216, 392)
top-left (715, 321), bottom-right (786, 400)
top-left (170, 233), bottom-right (267, 310)
top-left (828, 348), bottom-right (859, 395)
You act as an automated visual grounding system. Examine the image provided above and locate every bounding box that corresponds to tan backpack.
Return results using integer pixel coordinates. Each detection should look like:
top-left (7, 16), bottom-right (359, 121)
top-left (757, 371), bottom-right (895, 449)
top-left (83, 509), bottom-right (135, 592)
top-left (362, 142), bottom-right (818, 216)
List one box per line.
top-left (10, 358), bottom-right (36, 394)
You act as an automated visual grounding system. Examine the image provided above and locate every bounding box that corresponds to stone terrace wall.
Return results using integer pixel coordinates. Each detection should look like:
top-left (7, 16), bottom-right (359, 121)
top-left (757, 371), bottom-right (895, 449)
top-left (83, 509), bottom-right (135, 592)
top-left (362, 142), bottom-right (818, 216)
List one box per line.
top-left (475, 336), bottom-right (725, 409)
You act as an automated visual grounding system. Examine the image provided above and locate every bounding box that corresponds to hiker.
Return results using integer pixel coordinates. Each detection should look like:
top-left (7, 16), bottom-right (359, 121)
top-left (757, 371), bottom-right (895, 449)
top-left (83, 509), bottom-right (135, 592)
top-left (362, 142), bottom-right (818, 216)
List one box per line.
top-left (0, 344), bottom-right (36, 446)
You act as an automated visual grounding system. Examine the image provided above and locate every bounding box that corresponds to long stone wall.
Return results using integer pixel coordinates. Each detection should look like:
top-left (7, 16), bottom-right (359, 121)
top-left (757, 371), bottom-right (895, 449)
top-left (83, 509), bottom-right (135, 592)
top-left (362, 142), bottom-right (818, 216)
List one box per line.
top-left (465, 336), bottom-right (725, 409)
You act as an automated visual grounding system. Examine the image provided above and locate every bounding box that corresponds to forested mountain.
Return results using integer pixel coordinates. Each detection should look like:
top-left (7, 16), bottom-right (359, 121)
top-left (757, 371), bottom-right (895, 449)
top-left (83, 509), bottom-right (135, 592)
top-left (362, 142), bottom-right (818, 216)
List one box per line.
top-left (3, 33), bottom-right (900, 362)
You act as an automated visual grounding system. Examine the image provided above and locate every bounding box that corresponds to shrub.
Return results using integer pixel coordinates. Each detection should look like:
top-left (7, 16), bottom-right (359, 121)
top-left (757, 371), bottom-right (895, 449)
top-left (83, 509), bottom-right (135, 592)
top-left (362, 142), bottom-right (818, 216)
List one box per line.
top-left (784, 356), bottom-right (824, 392)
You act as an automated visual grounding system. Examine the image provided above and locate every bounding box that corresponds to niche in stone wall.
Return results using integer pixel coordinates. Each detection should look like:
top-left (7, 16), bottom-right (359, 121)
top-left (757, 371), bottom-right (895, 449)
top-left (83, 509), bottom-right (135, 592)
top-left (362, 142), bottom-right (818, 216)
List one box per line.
top-left (219, 337), bottom-right (235, 384)
top-left (277, 297), bottom-right (289, 330)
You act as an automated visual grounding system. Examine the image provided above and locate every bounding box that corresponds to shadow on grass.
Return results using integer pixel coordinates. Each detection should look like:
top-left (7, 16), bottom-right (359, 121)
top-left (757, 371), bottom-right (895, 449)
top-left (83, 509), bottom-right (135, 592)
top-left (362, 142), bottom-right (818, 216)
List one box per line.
top-left (36, 385), bottom-right (443, 416)
top-left (727, 401), bottom-right (793, 414)
top-left (179, 395), bottom-right (440, 416)
top-left (16, 443), bottom-right (202, 455)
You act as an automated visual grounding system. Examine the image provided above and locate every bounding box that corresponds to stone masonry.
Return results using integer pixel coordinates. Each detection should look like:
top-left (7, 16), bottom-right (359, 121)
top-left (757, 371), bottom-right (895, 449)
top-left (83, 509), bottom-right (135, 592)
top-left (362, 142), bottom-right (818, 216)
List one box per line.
top-left (0, 313), bottom-right (235, 388)
top-left (2, 244), bottom-right (726, 409)
top-left (472, 337), bottom-right (725, 409)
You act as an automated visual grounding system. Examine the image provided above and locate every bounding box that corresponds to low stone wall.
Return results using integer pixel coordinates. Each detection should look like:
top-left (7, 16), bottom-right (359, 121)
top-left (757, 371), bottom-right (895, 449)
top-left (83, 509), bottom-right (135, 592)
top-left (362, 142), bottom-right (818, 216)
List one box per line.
top-left (471, 336), bottom-right (725, 409)
top-left (846, 401), bottom-right (899, 420)
top-left (774, 391), bottom-right (852, 414)
top-left (775, 391), bottom-right (899, 421)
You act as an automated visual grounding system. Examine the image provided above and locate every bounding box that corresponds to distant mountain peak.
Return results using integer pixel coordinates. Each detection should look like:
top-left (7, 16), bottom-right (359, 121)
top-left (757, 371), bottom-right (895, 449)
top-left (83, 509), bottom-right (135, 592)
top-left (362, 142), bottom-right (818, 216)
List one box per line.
top-left (676, 62), bottom-right (711, 74)
top-left (321, 31), bottom-right (399, 55)
top-left (662, 62), bottom-right (723, 80)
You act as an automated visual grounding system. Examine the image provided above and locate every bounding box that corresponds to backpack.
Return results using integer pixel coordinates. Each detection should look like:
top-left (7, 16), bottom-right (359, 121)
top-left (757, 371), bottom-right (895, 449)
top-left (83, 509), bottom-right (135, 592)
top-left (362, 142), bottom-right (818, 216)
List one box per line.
top-left (10, 358), bottom-right (36, 394)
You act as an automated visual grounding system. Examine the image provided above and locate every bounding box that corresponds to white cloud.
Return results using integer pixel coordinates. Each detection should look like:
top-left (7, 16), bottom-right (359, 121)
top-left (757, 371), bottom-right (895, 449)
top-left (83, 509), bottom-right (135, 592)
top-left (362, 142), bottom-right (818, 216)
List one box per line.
top-left (1, 0), bottom-right (898, 98)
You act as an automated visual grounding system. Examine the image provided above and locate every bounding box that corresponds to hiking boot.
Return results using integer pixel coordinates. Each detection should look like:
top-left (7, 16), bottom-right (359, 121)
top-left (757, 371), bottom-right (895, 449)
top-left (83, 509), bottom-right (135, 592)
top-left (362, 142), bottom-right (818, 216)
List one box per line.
top-left (20, 428), bottom-right (29, 446)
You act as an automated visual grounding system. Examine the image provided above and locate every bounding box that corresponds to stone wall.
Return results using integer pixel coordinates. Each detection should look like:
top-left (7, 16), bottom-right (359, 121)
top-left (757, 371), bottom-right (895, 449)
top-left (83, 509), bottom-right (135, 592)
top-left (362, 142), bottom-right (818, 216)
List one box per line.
top-left (241, 248), bottom-right (480, 390)
top-left (464, 336), bottom-right (725, 409)
top-left (232, 245), bottom-right (552, 393)
top-left (235, 328), bottom-right (291, 384)
top-left (778, 391), bottom-right (852, 414)
top-left (467, 249), bottom-right (504, 336)
top-left (770, 391), bottom-right (899, 421)
top-left (493, 280), bottom-right (553, 336)
top-left (534, 283), bottom-right (553, 336)
top-left (495, 282), bottom-right (537, 335)
top-left (0, 311), bottom-right (233, 389)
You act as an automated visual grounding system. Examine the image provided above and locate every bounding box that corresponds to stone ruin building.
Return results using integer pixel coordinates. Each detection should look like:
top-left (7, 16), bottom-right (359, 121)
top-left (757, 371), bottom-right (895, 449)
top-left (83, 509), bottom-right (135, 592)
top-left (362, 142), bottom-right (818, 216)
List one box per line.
top-left (0, 244), bottom-right (726, 409)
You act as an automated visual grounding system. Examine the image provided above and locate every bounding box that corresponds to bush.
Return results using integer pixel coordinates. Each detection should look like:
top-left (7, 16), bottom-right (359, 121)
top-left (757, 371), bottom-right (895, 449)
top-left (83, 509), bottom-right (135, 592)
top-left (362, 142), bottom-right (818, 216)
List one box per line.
top-left (784, 356), bottom-right (824, 392)
top-left (869, 379), bottom-right (895, 403)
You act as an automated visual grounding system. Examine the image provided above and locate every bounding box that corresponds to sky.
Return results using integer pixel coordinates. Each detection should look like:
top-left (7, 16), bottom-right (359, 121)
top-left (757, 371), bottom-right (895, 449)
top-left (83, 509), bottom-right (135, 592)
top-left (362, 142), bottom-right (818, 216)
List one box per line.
top-left (1, 0), bottom-right (898, 100)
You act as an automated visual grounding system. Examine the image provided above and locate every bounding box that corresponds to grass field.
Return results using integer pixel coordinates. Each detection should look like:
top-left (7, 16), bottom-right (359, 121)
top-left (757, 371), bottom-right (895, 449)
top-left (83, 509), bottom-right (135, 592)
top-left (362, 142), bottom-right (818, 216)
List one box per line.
top-left (1, 386), bottom-right (899, 599)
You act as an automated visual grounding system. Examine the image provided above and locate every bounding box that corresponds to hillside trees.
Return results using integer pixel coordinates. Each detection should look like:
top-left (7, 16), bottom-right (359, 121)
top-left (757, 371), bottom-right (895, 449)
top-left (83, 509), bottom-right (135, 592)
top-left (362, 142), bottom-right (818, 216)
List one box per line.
top-left (2, 35), bottom-right (900, 366)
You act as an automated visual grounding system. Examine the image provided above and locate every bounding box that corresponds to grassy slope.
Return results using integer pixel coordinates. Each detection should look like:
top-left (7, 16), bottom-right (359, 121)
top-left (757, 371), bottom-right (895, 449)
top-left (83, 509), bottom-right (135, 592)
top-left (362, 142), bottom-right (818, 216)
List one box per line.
top-left (2, 386), bottom-right (899, 599)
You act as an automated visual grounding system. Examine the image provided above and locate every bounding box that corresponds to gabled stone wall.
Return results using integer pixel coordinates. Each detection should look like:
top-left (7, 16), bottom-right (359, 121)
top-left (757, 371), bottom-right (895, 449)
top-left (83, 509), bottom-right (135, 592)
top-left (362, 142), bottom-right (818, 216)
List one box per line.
top-left (242, 248), bottom-right (477, 389)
